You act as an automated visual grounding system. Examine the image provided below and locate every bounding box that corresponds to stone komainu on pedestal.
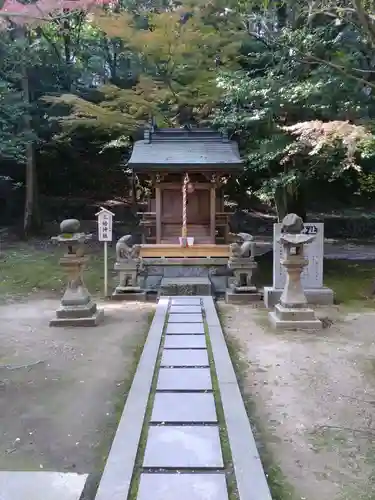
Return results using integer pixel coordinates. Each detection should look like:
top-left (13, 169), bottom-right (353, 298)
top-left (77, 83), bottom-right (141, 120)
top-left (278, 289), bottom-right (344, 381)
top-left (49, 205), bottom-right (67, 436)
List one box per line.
top-left (268, 213), bottom-right (322, 330)
top-left (112, 235), bottom-right (146, 301)
top-left (49, 219), bottom-right (104, 327)
top-left (225, 232), bottom-right (262, 304)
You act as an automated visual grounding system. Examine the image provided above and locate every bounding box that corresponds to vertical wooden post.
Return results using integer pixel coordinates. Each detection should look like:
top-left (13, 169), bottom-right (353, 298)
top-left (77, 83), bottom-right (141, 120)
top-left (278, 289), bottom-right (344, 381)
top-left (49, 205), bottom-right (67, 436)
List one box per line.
top-left (210, 184), bottom-right (216, 244)
top-left (155, 184), bottom-right (161, 243)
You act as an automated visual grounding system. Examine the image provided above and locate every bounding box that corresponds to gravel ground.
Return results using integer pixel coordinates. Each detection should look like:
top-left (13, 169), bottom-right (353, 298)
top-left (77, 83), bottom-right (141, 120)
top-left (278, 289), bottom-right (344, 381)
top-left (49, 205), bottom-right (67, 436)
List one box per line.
top-left (0, 299), bottom-right (154, 484)
top-left (219, 303), bottom-right (375, 500)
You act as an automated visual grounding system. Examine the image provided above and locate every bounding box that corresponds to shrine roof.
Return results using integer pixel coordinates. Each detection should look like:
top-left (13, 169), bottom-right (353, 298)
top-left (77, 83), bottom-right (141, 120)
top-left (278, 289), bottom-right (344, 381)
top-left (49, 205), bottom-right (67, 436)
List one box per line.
top-left (128, 127), bottom-right (244, 171)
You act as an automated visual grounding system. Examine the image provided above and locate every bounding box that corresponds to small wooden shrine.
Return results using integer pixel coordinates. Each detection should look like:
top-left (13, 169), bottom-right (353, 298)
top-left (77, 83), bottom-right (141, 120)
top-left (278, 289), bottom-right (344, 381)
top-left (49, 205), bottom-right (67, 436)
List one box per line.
top-left (129, 126), bottom-right (243, 255)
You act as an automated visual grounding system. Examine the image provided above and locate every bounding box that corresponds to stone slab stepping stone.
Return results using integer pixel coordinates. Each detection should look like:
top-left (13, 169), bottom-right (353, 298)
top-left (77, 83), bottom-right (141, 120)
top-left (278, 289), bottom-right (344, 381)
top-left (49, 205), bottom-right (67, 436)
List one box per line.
top-left (164, 335), bottom-right (206, 349)
top-left (171, 298), bottom-right (202, 305)
top-left (143, 426), bottom-right (224, 469)
top-left (151, 393), bottom-right (217, 423)
top-left (137, 473), bottom-right (229, 500)
top-left (170, 305), bottom-right (202, 314)
top-left (0, 472), bottom-right (88, 500)
top-left (157, 368), bottom-right (212, 391)
top-left (168, 314), bottom-right (203, 323)
top-left (166, 323), bottom-right (205, 335)
top-left (161, 349), bottom-right (209, 367)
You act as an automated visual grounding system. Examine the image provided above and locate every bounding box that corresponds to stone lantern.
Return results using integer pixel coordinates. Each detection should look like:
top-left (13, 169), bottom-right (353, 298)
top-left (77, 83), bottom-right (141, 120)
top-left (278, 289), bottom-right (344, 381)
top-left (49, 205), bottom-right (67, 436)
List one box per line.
top-left (49, 219), bottom-right (104, 327)
top-left (268, 214), bottom-right (322, 329)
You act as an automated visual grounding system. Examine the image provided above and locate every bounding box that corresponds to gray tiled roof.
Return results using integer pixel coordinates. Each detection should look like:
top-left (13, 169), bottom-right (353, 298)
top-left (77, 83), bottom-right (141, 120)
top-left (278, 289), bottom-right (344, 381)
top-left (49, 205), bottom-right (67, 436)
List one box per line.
top-left (128, 128), bottom-right (243, 170)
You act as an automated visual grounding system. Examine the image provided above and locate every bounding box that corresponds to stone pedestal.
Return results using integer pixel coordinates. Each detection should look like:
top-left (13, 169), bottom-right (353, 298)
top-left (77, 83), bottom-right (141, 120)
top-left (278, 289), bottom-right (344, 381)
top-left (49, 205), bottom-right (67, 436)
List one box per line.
top-left (112, 259), bottom-right (145, 301)
top-left (225, 288), bottom-right (262, 305)
top-left (268, 214), bottom-right (322, 331)
top-left (264, 286), bottom-right (334, 308)
top-left (269, 304), bottom-right (321, 330)
top-left (50, 221), bottom-right (104, 327)
top-left (225, 245), bottom-right (261, 304)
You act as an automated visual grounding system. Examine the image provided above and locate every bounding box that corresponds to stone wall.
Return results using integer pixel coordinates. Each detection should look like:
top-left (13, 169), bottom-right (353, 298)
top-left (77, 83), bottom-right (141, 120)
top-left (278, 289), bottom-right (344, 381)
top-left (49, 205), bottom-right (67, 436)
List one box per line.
top-left (140, 261), bottom-right (230, 294)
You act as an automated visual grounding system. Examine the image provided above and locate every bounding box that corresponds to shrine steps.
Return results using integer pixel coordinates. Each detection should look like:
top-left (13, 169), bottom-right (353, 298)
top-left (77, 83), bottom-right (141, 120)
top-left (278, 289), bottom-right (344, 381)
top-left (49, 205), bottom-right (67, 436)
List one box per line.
top-left (159, 277), bottom-right (212, 296)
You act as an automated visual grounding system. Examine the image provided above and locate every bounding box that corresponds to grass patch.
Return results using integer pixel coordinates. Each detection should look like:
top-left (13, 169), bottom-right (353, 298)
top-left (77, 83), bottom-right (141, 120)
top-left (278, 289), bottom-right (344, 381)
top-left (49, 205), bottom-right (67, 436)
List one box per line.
top-left (4, 242), bottom-right (375, 307)
top-left (0, 243), bottom-right (116, 299)
top-left (82, 309), bottom-right (155, 500)
top-left (216, 308), bottom-right (296, 500)
top-left (324, 259), bottom-right (375, 305)
top-left (203, 320), bottom-right (239, 500)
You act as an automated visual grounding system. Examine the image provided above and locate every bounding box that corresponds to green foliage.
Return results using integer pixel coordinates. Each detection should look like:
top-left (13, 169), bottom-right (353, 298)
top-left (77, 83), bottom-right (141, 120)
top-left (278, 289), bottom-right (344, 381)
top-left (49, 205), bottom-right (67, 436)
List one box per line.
top-left (3, 0), bottom-right (375, 221)
top-left (213, 9), bottom-right (375, 216)
top-left (0, 81), bottom-right (33, 161)
top-left (46, 5), bottom-right (245, 137)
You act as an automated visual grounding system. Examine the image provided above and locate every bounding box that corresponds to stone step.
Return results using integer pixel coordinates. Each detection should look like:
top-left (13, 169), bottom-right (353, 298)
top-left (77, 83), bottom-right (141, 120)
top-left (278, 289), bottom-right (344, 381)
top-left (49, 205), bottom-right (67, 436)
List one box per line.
top-left (163, 335), bottom-right (207, 349)
top-left (0, 472), bottom-right (87, 500)
top-left (142, 425), bottom-right (224, 469)
top-left (161, 349), bottom-right (209, 367)
top-left (150, 393), bottom-right (217, 423)
top-left (160, 277), bottom-right (212, 296)
top-left (156, 367), bottom-right (212, 391)
top-left (168, 313), bottom-right (204, 323)
top-left (137, 473), bottom-right (228, 500)
top-left (166, 322), bottom-right (205, 335)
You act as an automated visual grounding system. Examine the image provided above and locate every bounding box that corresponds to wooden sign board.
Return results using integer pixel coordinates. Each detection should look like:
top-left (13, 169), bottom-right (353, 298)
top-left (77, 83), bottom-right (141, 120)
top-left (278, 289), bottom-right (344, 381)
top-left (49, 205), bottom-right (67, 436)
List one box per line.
top-left (96, 208), bottom-right (114, 242)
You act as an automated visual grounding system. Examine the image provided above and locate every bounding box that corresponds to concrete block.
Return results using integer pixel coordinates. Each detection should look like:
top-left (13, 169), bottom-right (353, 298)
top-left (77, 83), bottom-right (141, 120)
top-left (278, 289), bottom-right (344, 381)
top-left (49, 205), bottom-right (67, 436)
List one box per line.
top-left (111, 291), bottom-right (146, 301)
top-left (268, 311), bottom-right (322, 330)
top-left (151, 393), bottom-right (217, 423)
top-left (168, 313), bottom-right (203, 323)
top-left (137, 473), bottom-right (228, 500)
top-left (169, 305), bottom-right (202, 314)
top-left (164, 335), bottom-right (207, 349)
top-left (49, 308), bottom-right (104, 327)
top-left (157, 368), bottom-right (212, 391)
top-left (161, 349), bottom-right (209, 367)
top-left (263, 286), bottom-right (334, 308)
top-left (143, 426), bottom-right (224, 469)
top-left (0, 472), bottom-right (87, 500)
top-left (225, 290), bottom-right (262, 305)
top-left (171, 298), bottom-right (202, 305)
top-left (166, 323), bottom-right (205, 335)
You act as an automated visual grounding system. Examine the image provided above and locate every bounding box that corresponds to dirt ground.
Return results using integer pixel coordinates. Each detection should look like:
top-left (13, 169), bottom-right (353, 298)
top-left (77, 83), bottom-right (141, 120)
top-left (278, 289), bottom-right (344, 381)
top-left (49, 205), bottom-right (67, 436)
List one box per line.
top-left (219, 303), bottom-right (375, 500)
top-left (0, 299), bottom-right (154, 480)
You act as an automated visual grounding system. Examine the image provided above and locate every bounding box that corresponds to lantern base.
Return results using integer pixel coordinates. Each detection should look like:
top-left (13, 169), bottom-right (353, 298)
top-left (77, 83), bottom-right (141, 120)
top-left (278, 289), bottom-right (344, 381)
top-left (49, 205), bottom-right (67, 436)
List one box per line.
top-left (268, 304), bottom-right (321, 330)
top-left (50, 308), bottom-right (104, 327)
top-left (263, 286), bottom-right (334, 308)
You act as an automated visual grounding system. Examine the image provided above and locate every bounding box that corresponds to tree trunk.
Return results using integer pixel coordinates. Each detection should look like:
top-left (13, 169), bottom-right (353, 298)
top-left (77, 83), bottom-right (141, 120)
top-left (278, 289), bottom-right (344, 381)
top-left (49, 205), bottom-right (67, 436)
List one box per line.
top-left (274, 185), bottom-right (306, 222)
top-left (20, 29), bottom-right (41, 237)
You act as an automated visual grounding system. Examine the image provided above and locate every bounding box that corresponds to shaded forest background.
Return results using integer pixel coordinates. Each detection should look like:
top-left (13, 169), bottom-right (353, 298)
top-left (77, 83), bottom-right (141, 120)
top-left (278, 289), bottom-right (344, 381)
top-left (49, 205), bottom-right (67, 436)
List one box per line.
top-left (2, 0), bottom-right (375, 238)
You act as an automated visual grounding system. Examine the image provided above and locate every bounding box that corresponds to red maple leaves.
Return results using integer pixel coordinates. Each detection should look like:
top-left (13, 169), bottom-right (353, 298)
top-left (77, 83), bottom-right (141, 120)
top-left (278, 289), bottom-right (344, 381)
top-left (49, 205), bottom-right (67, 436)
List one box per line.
top-left (0, 0), bottom-right (112, 25)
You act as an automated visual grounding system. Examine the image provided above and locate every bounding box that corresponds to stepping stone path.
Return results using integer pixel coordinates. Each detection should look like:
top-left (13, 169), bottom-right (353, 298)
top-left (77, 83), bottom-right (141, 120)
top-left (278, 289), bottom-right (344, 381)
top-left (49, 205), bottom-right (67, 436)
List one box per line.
top-left (95, 296), bottom-right (272, 500)
top-left (0, 472), bottom-right (88, 500)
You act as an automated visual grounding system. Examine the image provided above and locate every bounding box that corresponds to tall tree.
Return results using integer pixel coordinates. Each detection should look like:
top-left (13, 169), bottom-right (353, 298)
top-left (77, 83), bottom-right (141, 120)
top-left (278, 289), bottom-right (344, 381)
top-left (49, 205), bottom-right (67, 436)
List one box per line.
top-left (47, 6), bottom-right (244, 132)
top-left (0, 0), bottom-right (111, 235)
